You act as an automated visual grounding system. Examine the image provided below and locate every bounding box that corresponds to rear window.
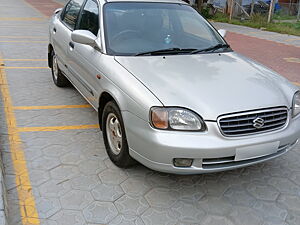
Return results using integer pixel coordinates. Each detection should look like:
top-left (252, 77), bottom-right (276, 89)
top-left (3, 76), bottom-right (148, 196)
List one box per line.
top-left (62, 0), bottom-right (84, 30)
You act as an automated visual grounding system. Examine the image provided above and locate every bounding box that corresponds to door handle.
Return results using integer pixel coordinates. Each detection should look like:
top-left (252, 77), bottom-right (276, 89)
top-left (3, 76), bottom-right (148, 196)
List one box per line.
top-left (53, 27), bottom-right (57, 33)
top-left (69, 42), bottom-right (74, 49)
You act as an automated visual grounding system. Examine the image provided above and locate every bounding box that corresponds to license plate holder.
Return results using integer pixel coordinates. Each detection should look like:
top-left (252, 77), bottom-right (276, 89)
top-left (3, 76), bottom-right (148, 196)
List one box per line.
top-left (235, 141), bottom-right (280, 161)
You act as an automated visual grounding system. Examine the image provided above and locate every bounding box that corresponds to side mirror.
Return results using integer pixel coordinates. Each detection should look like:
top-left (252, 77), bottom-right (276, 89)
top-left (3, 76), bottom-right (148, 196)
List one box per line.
top-left (218, 29), bottom-right (227, 38)
top-left (54, 8), bottom-right (62, 14)
top-left (71, 30), bottom-right (97, 46)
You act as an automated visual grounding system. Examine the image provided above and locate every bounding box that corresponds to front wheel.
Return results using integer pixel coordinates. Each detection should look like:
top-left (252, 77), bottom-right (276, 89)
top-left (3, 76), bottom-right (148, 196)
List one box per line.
top-left (102, 101), bottom-right (135, 168)
top-left (51, 50), bottom-right (69, 87)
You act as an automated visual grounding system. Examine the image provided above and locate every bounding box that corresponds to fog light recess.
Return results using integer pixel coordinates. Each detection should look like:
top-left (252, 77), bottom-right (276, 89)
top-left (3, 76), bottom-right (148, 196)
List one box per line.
top-left (173, 158), bottom-right (193, 167)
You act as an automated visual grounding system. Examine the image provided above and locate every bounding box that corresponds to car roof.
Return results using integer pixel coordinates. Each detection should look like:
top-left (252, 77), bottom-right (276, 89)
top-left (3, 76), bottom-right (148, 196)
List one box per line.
top-left (103, 0), bottom-right (187, 5)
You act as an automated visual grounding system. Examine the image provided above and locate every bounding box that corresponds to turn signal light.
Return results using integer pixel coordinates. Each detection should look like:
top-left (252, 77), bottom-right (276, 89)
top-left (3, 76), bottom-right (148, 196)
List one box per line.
top-left (151, 108), bottom-right (168, 129)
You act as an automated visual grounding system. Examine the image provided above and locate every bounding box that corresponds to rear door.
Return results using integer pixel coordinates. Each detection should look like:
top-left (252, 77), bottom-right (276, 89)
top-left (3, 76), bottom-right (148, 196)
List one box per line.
top-left (52, 0), bottom-right (84, 76)
top-left (68, 0), bottom-right (103, 107)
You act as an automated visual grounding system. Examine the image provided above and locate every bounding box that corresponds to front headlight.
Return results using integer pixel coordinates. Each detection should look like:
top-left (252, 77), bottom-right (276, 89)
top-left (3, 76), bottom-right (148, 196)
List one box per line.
top-left (292, 91), bottom-right (300, 118)
top-left (150, 107), bottom-right (206, 131)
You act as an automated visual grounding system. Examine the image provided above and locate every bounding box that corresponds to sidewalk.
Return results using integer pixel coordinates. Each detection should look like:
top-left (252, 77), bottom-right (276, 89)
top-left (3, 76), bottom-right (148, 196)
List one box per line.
top-left (213, 22), bottom-right (300, 48)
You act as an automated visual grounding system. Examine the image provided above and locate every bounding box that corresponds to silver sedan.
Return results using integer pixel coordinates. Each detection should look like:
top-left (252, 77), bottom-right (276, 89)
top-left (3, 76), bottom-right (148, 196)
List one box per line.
top-left (48, 0), bottom-right (300, 174)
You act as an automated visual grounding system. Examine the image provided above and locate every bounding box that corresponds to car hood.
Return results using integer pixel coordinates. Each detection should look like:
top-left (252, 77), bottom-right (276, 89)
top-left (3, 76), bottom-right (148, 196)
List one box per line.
top-left (115, 52), bottom-right (295, 120)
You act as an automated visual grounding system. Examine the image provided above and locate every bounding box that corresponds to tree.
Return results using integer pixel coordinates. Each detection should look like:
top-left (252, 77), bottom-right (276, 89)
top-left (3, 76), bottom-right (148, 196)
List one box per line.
top-left (197, 0), bottom-right (204, 12)
top-left (297, 0), bottom-right (300, 21)
top-left (267, 0), bottom-right (275, 23)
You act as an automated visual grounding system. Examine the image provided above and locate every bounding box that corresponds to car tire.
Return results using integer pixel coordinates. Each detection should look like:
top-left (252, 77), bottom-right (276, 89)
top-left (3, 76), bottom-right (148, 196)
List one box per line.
top-left (51, 50), bottom-right (69, 87)
top-left (102, 101), bottom-right (135, 168)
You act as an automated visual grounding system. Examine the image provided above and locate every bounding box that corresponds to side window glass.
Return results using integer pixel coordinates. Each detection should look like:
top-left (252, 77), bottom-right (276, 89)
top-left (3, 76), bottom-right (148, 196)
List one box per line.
top-left (62, 0), bottom-right (84, 30)
top-left (77, 0), bottom-right (99, 36)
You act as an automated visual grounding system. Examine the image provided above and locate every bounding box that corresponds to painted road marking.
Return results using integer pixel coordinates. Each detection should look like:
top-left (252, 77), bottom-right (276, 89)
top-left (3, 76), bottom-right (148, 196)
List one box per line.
top-left (0, 54), bottom-right (40, 224)
top-left (247, 31), bottom-right (286, 37)
top-left (285, 38), bottom-right (300, 42)
top-left (293, 82), bottom-right (300, 86)
top-left (0, 36), bottom-right (47, 39)
top-left (3, 59), bottom-right (47, 61)
top-left (17, 124), bottom-right (99, 132)
top-left (248, 32), bottom-right (260, 34)
top-left (0, 40), bottom-right (47, 43)
top-left (0, 66), bottom-right (48, 69)
top-left (0, 17), bottom-right (44, 21)
top-left (13, 104), bottom-right (91, 110)
top-left (0, 25), bottom-right (45, 28)
top-left (284, 57), bottom-right (300, 64)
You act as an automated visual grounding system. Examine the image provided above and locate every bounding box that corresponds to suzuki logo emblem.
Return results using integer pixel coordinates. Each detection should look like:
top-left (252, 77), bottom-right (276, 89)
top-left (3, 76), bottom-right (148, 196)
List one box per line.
top-left (253, 117), bottom-right (265, 129)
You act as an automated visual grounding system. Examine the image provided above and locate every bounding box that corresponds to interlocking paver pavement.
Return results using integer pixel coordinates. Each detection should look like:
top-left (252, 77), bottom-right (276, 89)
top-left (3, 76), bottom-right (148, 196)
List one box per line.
top-left (0, 0), bottom-right (300, 225)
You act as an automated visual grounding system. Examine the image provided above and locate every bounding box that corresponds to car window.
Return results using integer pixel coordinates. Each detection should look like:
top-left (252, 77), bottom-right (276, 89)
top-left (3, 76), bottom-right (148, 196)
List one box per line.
top-left (77, 0), bottom-right (99, 36)
top-left (104, 3), bottom-right (226, 56)
top-left (62, 0), bottom-right (85, 30)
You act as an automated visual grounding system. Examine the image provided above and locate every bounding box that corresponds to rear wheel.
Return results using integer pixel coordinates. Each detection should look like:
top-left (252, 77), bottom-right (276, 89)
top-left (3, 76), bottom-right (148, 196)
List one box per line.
top-left (51, 50), bottom-right (69, 87)
top-left (102, 101), bottom-right (135, 168)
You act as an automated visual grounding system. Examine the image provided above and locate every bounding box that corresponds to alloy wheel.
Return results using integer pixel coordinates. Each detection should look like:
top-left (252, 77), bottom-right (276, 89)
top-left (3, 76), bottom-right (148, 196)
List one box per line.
top-left (106, 113), bottom-right (123, 155)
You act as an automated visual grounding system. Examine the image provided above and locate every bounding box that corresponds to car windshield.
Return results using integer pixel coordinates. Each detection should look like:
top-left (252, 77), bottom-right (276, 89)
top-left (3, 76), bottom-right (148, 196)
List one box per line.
top-left (103, 2), bottom-right (227, 56)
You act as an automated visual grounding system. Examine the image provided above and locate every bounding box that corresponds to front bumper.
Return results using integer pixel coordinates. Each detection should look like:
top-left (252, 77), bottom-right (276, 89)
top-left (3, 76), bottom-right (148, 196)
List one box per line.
top-left (123, 112), bottom-right (300, 174)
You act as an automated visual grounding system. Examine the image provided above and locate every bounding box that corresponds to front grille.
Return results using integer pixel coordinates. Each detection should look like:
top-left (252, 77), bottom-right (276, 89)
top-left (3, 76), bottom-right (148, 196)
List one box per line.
top-left (202, 156), bottom-right (235, 165)
top-left (218, 107), bottom-right (288, 136)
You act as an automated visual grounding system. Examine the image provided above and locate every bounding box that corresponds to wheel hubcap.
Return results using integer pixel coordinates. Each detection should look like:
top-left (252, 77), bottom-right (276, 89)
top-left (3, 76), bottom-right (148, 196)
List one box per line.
top-left (52, 54), bottom-right (58, 81)
top-left (106, 113), bottom-right (122, 155)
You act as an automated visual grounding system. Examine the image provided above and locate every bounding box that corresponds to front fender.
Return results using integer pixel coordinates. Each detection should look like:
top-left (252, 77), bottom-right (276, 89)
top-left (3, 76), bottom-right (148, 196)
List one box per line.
top-left (96, 55), bottom-right (162, 121)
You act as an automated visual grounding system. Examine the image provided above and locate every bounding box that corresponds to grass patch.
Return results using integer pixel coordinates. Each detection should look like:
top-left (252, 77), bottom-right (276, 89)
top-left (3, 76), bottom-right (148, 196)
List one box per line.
top-left (273, 13), bottom-right (297, 21)
top-left (209, 13), bottom-right (300, 36)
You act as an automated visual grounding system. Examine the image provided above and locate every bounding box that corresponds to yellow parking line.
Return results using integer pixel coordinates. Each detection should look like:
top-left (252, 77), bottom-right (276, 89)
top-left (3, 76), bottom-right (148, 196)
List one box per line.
top-left (293, 82), bottom-right (300, 87)
top-left (0, 40), bottom-right (47, 43)
top-left (0, 35), bottom-right (47, 39)
top-left (285, 38), bottom-right (300, 42)
top-left (284, 57), bottom-right (300, 64)
top-left (13, 105), bottom-right (91, 110)
top-left (0, 54), bottom-right (40, 224)
top-left (0, 66), bottom-right (48, 69)
top-left (17, 124), bottom-right (100, 132)
top-left (0, 25), bottom-right (44, 28)
top-left (0, 17), bottom-right (44, 21)
top-left (3, 59), bottom-right (47, 62)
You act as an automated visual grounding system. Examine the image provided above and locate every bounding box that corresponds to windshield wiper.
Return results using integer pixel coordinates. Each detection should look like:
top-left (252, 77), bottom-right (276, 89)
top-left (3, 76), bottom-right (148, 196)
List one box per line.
top-left (191, 44), bottom-right (230, 54)
top-left (135, 48), bottom-right (197, 56)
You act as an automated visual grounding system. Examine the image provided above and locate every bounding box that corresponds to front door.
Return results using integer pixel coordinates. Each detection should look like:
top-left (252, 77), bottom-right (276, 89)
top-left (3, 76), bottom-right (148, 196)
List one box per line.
top-left (67, 0), bottom-right (103, 107)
